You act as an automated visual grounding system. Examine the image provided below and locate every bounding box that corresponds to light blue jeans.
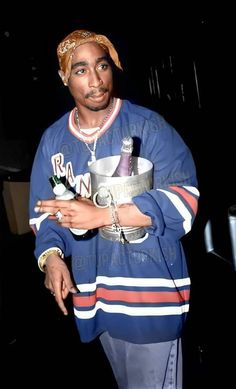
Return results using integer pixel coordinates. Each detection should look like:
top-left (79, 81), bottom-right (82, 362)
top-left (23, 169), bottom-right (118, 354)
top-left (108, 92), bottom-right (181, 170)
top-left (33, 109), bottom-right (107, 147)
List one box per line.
top-left (100, 332), bottom-right (182, 389)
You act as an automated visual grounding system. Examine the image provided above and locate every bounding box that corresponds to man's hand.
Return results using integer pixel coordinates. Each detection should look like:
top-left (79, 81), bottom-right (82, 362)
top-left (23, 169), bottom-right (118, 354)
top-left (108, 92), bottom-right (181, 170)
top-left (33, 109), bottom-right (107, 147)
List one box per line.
top-left (35, 197), bottom-right (109, 230)
top-left (44, 253), bottom-right (77, 315)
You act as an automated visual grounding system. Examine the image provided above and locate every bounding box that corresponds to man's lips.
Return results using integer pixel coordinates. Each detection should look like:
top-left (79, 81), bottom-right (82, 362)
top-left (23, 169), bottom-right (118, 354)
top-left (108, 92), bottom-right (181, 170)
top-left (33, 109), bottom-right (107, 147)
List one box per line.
top-left (88, 93), bottom-right (106, 102)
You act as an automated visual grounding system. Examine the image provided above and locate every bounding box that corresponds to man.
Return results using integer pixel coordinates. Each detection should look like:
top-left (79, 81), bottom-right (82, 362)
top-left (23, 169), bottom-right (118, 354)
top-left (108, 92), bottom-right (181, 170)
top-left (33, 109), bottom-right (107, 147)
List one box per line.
top-left (29, 29), bottom-right (199, 388)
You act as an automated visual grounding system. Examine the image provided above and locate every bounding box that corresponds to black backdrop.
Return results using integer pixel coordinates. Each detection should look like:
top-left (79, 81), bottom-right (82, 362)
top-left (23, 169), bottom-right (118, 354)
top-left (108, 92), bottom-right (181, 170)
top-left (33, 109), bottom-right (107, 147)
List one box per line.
top-left (1, 9), bottom-right (236, 387)
top-left (1, 10), bottom-right (234, 259)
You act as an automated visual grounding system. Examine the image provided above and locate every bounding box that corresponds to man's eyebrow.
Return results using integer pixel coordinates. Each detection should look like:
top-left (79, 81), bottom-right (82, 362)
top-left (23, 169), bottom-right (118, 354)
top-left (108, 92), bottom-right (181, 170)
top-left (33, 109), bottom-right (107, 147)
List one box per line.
top-left (96, 55), bottom-right (109, 63)
top-left (71, 56), bottom-right (109, 70)
top-left (71, 61), bottom-right (88, 69)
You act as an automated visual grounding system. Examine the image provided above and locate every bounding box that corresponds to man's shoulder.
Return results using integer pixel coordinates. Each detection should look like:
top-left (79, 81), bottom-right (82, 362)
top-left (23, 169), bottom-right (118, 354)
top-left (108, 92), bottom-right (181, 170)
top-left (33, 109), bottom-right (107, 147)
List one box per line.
top-left (122, 99), bottom-right (162, 118)
top-left (42, 111), bottom-right (70, 139)
top-left (46, 111), bottom-right (70, 131)
top-left (121, 99), bottom-right (166, 126)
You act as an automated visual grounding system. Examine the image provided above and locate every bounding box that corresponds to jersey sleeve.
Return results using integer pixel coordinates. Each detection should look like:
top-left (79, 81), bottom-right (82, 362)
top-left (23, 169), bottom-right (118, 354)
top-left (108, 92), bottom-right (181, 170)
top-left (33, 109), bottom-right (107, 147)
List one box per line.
top-left (29, 130), bottom-right (72, 260)
top-left (132, 116), bottom-right (199, 240)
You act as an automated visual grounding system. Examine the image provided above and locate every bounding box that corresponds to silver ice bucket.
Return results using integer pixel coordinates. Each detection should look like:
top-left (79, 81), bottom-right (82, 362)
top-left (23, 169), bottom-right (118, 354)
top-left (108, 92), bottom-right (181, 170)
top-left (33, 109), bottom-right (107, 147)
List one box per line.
top-left (89, 156), bottom-right (153, 242)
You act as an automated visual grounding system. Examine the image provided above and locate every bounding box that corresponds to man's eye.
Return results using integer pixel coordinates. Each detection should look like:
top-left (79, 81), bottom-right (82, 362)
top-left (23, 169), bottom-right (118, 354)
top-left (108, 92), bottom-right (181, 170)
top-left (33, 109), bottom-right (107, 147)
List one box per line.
top-left (76, 69), bottom-right (85, 75)
top-left (98, 63), bottom-right (109, 70)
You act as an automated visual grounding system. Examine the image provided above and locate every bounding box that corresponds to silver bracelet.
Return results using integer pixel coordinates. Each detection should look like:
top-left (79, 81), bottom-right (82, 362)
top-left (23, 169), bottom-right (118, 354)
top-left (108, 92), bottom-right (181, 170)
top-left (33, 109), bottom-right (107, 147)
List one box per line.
top-left (109, 202), bottom-right (128, 244)
top-left (110, 201), bottom-right (120, 231)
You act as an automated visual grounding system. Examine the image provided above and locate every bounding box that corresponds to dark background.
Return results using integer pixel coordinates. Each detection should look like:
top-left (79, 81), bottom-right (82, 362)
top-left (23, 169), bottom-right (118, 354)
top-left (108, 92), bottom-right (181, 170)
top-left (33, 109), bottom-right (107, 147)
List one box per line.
top-left (1, 7), bottom-right (235, 388)
top-left (1, 9), bottom-right (234, 258)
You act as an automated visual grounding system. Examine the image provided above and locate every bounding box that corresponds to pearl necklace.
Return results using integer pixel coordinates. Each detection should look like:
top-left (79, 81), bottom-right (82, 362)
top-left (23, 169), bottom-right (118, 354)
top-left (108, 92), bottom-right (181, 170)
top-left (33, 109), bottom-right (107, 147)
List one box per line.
top-left (75, 99), bottom-right (114, 166)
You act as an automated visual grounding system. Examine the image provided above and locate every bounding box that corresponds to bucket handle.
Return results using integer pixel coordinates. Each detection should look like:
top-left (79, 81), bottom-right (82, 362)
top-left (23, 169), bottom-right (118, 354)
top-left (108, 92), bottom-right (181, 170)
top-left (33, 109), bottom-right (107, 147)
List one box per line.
top-left (93, 186), bottom-right (112, 208)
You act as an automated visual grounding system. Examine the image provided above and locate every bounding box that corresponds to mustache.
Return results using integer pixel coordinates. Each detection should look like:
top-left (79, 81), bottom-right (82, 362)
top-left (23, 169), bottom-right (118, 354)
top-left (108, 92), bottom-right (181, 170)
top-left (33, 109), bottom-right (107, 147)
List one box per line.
top-left (85, 87), bottom-right (108, 98)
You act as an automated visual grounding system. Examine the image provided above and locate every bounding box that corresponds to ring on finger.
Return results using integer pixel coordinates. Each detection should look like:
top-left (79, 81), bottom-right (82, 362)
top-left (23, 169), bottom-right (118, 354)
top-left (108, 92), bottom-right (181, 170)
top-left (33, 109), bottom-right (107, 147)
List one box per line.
top-left (55, 210), bottom-right (63, 222)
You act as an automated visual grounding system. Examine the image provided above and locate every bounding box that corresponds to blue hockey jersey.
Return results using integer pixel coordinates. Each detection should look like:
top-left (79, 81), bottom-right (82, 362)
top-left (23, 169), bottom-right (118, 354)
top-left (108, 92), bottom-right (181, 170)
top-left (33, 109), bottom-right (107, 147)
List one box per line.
top-left (29, 98), bottom-right (199, 344)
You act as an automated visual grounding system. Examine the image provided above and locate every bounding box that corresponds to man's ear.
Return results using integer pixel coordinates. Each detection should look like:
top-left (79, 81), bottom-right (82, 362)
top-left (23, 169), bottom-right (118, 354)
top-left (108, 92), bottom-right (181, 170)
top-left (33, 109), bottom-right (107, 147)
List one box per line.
top-left (58, 70), bottom-right (67, 86)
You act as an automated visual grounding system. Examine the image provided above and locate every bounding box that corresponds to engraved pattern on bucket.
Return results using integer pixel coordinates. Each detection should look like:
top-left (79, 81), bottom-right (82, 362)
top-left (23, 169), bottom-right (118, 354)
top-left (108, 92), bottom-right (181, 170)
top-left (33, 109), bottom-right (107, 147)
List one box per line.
top-left (89, 156), bottom-right (153, 242)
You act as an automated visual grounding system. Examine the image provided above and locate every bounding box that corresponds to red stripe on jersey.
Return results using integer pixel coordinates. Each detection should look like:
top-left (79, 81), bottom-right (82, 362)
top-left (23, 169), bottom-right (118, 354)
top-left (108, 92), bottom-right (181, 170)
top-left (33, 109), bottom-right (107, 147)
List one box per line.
top-left (170, 186), bottom-right (198, 215)
top-left (73, 288), bottom-right (190, 307)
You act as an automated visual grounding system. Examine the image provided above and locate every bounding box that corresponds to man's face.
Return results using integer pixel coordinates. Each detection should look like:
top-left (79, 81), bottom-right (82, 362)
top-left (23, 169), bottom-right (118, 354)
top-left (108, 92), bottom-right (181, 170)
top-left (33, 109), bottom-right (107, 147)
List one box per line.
top-left (67, 42), bottom-right (113, 112)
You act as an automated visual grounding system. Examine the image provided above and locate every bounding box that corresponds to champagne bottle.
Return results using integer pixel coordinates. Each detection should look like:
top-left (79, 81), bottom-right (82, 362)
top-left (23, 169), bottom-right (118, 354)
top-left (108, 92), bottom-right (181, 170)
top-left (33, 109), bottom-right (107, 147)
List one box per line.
top-left (112, 136), bottom-right (133, 177)
top-left (49, 175), bottom-right (89, 239)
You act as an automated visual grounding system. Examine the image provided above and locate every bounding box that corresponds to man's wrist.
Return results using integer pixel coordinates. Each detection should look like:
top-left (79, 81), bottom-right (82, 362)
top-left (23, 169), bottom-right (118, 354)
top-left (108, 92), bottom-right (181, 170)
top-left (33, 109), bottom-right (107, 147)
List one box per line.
top-left (38, 247), bottom-right (64, 272)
